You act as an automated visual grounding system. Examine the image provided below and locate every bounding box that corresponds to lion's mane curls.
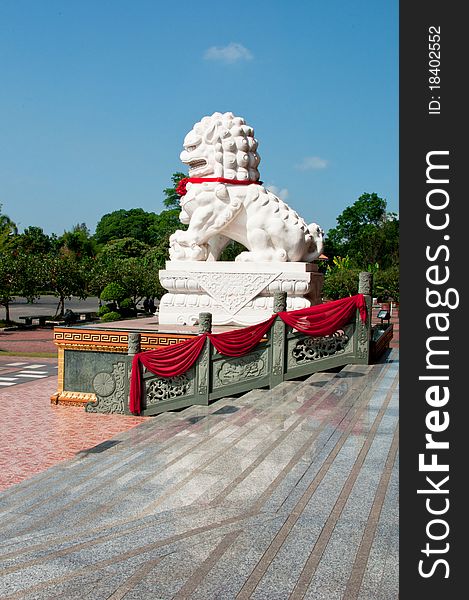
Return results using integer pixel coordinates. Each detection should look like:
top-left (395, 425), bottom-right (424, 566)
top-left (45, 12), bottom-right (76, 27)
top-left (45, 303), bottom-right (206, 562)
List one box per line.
top-left (192, 111), bottom-right (261, 180)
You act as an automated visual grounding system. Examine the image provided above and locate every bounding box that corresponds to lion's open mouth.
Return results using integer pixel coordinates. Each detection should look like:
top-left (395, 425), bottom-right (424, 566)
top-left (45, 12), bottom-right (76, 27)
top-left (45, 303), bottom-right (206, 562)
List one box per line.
top-left (188, 159), bottom-right (207, 170)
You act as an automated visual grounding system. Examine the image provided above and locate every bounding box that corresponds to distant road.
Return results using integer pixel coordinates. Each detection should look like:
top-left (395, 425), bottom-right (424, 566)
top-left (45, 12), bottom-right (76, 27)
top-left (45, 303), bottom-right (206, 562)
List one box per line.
top-left (6, 296), bottom-right (101, 321)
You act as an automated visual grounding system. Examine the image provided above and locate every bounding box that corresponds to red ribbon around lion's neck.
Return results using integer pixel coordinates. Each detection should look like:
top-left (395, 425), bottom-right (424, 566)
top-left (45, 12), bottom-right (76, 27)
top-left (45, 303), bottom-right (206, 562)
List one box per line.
top-left (175, 177), bottom-right (262, 198)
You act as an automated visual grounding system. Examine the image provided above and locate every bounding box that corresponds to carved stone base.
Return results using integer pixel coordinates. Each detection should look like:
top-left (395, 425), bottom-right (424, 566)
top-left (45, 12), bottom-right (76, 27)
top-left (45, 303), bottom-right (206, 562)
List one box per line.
top-left (50, 391), bottom-right (96, 406)
top-left (159, 261), bottom-right (324, 326)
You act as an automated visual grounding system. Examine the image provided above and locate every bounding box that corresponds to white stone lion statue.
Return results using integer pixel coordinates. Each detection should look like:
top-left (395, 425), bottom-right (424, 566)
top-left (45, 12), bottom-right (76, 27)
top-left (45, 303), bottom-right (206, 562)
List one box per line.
top-left (169, 111), bottom-right (324, 262)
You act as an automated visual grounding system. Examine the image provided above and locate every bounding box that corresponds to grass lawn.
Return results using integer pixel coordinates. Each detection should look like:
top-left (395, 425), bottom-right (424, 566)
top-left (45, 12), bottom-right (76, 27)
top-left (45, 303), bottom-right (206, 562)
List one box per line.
top-left (0, 350), bottom-right (57, 358)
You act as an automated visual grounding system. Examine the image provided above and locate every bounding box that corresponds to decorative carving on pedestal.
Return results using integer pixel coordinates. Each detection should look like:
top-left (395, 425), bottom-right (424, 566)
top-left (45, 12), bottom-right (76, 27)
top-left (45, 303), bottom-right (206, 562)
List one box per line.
top-left (159, 263), bottom-right (323, 325)
top-left (194, 271), bottom-right (280, 314)
top-left (54, 328), bottom-right (193, 352)
top-left (93, 372), bottom-right (116, 396)
top-left (159, 271), bottom-right (315, 297)
top-left (86, 362), bottom-right (128, 413)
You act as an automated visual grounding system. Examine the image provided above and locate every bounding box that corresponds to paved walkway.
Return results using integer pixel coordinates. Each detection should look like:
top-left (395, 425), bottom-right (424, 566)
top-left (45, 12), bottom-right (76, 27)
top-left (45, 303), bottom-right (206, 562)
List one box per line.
top-left (0, 360), bottom-right (58, 388)
top-left (0, 375), bottom-right (148, 490)
top-left (0, 350), bottom-right (398, 599)
top-left (0, 329), bottom-right (57, 355)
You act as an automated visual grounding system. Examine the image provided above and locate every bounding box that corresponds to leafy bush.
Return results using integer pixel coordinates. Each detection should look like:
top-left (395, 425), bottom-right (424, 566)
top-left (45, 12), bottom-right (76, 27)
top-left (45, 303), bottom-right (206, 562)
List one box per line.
top-left (97, 305), bottom-right (111, 317)
top-left (322, 268), bottom-right (360, 300)
top-left (322, 266), bottom-right (399, 302)
top-left (326, 255), bottom-right (352, 272)
top-left (100, 282), bottom-right (127, 303)
top-left (374, 267), bottom-right (399, 302)
top-left (100, 311), bottom-right (121, 322)
top-left (119, 298), bottom-right (133, 310)
top-left (118, 297), bottom-right (136, 318)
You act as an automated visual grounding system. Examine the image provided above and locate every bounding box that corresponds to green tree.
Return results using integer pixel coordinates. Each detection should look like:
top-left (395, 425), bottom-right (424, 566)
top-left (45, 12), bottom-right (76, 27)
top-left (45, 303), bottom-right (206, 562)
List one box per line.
top-left (219, 240), bottom-right (247, 261)
top-left (94, 209), bottom-right (159, 245)
top-left (58, 223), bottom-right (97, 258)
top-left (16, 253), bottom-right (47, 303)
top-left (374, 266), bottom-right (400, 302)
top-left (88, 254), bottom-right (119, 301)
top-left (162, 172), bottom-right (187, 209)
top-left (147, 208), bottom-right (186, 255)
top-left (140, 174), bottom-right (189, 266)
top-left (9, 226), bottom-right (53, 255)
top-left (93, 173), bottom-right (188, 262)
top-left (0, 203), bottom-right (18, 248)
top-left (114, 256), bottom-right (162, 307)
top-left (0, 249), bottom-right (19, 322)
top-left (1, 228), bottom-right (53, 307)
top-left (100, 282), bottom-right (127, 303)
top-left (0, 249), bottom-right (43, 320)
top-left (146, 173), bottom-right (190, 251)
top-left (45, 251), bottom-right (90, 316)
top-left (350, 218), bottom-right (399, 269)
top-left (100, 237), bottom-right (150, 259)
top-left (324, 193), bottom-right (398, 269)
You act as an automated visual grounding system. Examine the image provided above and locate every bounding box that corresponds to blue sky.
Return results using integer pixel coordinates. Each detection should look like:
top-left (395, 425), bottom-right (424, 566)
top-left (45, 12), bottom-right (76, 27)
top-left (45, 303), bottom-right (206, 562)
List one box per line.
top-left (0, 0), bottom-right (398, 237)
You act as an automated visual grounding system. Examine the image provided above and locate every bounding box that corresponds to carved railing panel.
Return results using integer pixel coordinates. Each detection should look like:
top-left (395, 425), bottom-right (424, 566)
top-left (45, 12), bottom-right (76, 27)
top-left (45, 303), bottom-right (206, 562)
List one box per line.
top-left (143, 370), bottom-right (195, 408)
top-left (287, 324), bottom-right (354, 368)
top-left (212, 349), bottom-right (269, 390)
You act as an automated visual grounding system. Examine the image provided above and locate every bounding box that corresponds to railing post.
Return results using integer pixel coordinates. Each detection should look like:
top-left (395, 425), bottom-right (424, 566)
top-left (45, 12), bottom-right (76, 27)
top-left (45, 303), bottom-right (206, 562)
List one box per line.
top-left (270, 292), bottom-right (287, 388)
top-left (127, 332), bottom-right (141, 356)
top-left (273, 292), bottom-right (287, 314)
top-left (358, 272), bottom-right (373, 297)
top-left (198, 312), bottom-right (212, 334)
top-left (196, 312), bottom-right (211, 405)
top-left (126, 332), bottom-right (141, 414)
top-left (356, 272), bottom-right (373, 364)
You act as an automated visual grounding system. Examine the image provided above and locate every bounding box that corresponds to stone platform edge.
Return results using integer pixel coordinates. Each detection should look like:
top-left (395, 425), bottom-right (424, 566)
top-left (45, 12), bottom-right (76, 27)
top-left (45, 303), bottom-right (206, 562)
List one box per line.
top-left (52, 325), bottom-right (197, 406)
top-left (159, 260), bottom-right (324, 326)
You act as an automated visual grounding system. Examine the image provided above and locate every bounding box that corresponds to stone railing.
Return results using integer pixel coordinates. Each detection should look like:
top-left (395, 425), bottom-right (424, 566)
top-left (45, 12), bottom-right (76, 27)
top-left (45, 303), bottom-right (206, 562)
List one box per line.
top-left (86, 273), bottom-right (386, 416)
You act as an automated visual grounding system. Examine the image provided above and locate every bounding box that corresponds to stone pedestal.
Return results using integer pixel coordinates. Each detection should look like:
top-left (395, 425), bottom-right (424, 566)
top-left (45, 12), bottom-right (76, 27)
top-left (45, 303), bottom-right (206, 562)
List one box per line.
top-left (158, 261), bottom-right (324, 326)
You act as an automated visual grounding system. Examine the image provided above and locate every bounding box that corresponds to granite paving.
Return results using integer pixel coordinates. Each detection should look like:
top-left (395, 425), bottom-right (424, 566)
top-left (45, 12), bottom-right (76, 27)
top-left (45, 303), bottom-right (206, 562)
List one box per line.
top-left (0, 375), bottom-right (148, 490)
top-left (0, 349), bottom-right (398, 599)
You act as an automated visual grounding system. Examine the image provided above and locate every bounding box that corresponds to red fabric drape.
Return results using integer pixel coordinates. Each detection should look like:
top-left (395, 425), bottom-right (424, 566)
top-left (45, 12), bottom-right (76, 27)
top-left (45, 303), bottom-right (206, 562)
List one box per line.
top-left (129, 334), bottom-right (207, 414)
top-left (278, 294), bottom-right (366, 335)
top-left (128, 294), bottom-right (367, 414)
top-left (176, 177), bottom-right (262, 197)
top-left (208, 314), bottom-right (276, 357)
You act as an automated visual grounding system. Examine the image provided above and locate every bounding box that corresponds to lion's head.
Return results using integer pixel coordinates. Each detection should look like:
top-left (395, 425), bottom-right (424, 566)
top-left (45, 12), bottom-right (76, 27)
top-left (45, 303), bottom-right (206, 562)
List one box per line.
top-left (180, 111), bottom-right (261, 181)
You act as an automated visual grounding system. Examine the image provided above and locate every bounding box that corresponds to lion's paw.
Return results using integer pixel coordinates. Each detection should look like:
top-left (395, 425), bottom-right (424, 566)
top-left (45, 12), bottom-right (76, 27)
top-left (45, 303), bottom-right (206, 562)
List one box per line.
top-left (169, 240), bottom-right (208, 261)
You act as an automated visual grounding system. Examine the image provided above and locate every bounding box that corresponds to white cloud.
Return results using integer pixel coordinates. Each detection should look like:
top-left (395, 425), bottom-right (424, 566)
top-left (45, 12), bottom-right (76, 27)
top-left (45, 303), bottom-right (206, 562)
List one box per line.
top-left (266, 185), bottom-right (289, 201)
top-left (295, 156), bottom-right (329, 171)
top-left (204, 43), bottom-right (253, 64)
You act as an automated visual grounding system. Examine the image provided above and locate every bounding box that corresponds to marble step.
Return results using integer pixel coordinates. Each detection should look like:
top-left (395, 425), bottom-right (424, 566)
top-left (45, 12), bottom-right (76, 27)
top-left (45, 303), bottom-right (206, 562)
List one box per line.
top-left (0, 364), bottom-right (378, 541)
